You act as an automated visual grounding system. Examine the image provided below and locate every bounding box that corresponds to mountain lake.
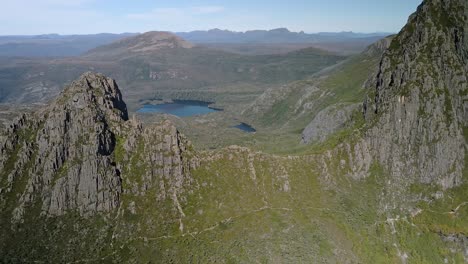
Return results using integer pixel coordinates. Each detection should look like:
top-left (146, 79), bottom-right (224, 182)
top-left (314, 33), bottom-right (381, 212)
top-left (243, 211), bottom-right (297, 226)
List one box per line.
top-left (137, 100), bottom-right (221, 117)
top-left (234, 123), bottom-right (256, 133)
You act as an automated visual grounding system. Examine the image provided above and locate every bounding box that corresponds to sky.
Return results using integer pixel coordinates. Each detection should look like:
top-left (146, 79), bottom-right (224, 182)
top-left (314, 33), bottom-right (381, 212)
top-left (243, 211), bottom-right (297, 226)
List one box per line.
top-left (0, 0), bottom-right (423, 35)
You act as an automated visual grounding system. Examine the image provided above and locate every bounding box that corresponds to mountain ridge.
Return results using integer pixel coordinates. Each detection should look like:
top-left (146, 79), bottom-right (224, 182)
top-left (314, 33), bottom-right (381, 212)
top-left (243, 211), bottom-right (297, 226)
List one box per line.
top-left (176, 28), bottom-right (391, 44)
top-left (0, 33), bottom-right (137, 57)
top-left (0, 30), bottom-right (390, 58)
top-left (0, 0), bottom-right (467, 262)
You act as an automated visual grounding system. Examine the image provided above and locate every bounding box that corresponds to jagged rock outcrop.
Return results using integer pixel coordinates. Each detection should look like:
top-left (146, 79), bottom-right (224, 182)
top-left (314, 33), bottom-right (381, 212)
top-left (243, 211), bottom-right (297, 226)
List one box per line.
top-left (0, 72), bottom-right (196, 222)
top-left (116, 117), bottom-right (199, 221)
top-left (359, 0), bottom-right (468, 188)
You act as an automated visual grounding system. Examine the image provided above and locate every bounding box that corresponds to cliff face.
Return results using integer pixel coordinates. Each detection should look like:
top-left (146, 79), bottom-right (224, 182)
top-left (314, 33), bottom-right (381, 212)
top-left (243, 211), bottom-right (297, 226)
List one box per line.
top-left (361, 0), bottom-right (468, 188)
top-left (0, 73), bottom-right (196, 224)
top-left (1, 1), bottom-right (468, 262)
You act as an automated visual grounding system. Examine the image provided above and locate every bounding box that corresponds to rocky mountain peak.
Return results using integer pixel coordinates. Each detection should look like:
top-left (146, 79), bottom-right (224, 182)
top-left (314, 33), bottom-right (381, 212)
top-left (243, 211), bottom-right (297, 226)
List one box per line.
top-left (53, 72), bottom-right (128, 122)
top-left (0, 73), bottom-right (196, 221)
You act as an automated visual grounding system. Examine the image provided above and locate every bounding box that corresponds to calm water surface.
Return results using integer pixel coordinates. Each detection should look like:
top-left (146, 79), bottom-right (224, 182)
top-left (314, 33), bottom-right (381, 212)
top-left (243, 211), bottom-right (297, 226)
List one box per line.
top-left (137, 100), bottom-right (221, 117)
top-left (234, 123), bottom-right (256, 133)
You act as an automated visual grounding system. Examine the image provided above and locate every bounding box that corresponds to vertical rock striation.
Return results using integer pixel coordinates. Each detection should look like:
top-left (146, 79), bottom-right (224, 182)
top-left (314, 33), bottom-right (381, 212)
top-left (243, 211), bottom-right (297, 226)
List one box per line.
top-left (0, 72), bottom-right (196, 223)
top-left (360, 0), bottom-right (468, 188)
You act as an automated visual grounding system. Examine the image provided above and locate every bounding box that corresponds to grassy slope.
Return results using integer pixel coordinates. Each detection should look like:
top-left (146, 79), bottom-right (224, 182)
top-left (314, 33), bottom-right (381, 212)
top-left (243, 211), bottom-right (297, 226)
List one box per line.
top-left (232, 52), bottom-right (380, 155)
top-left (1, 97), bottom-right (464, 264)
top-left (4, 138), bottom-right (465, 263)
top-left (1, 97), bottom-right (466, 263)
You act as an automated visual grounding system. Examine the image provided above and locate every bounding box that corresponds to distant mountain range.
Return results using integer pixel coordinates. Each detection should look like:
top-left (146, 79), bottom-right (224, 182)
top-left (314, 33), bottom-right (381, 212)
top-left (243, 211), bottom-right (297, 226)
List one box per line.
top-left (176, 28), bottom-right (392, 44)
top-left (0, 33), bottom-right (137, 57)
top-left (0, 29), bottom-right (391, 57)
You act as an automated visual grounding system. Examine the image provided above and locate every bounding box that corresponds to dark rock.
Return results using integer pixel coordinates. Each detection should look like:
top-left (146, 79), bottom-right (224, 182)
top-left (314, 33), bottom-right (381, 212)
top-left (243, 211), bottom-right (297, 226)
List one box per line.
top-left (0, 72), bottom-right (197, 222)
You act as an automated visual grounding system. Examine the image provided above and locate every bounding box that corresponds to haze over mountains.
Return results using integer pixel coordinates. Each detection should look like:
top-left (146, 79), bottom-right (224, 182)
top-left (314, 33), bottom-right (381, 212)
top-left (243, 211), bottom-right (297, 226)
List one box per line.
top-left (0, 33), bottom-right (137, 57)
top-left (0, 0), bottom-right (467, 262)
top-left (0, 29), bottom-right (390, 57)
top-left (176, 28), bottom-right (390, 44)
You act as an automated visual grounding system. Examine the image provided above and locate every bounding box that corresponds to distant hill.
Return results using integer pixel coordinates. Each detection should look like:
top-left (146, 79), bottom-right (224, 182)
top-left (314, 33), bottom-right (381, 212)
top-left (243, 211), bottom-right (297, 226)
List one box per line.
top-left (85, 31), bottom-right (194, 58)
top-left (176, 28), bottom-right (391, 44)
top-left (0, 33), bottom-right (137, 57)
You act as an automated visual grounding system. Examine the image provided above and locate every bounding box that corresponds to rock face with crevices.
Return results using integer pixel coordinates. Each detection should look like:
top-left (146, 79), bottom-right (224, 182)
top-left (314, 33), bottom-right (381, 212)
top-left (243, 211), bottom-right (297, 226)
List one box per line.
top-left (0, 72), bottom-right (196, 223)
top-left (359, 0), bottom-right (468, 189)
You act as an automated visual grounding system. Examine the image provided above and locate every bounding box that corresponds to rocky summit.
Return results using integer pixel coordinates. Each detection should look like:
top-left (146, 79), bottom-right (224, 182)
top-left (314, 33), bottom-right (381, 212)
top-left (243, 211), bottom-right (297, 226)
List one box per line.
top-left (0, 0), bottom-right (468, 263)
top-left (0, 72), bottom-right (197, 228)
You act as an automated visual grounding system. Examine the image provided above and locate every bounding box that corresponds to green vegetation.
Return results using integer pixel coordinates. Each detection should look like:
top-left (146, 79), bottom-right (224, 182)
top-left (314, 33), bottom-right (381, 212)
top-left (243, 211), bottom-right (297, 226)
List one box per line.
top-left (463, 126), bottom-right (468, 142)
top-left (389, 35), bottom-right (402, 52)
top-left (428, 1), bottom-right (458, 30)
top-left (443, 87), bottom-right (454, 124)
top-left (216, 52), bottom-right (379, 155)
top-left (1, 2), bottom-right (468, 262)
top-left (0, 142), bottom-right (21, 186)
top-left (113, 135), bottom-right (126, 163)
top-left (125, 137), bottom-right (148, 186)
top-left (52, 161), bottom-right (69, 185)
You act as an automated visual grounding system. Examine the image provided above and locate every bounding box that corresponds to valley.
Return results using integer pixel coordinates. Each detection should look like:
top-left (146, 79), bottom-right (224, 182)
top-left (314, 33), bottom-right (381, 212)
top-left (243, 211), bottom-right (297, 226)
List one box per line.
top-left (0, 0), bottom-right (467, 263)
top-left (0, 31), bottom-right (354, 152)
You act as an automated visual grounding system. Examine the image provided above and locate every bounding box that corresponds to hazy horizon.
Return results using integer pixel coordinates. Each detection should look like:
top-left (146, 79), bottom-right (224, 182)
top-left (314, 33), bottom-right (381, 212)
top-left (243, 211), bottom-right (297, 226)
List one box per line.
top-left (0, 28), bottom-right (395, 37)
top-left (1, 0), bottom-right (422, 35)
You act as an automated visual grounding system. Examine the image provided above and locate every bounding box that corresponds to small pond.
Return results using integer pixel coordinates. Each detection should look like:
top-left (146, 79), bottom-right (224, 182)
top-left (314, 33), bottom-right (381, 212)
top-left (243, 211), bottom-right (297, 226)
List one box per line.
top-left (137, 100), bottom-right (221, 117)
top-left (234, 123), bottom-right (256, 133)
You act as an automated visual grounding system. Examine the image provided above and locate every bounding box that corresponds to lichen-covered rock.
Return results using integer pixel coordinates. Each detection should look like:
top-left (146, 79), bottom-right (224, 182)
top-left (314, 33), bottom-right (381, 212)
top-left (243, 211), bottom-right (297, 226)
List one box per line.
top-left (358, 0), bottom-right (468, 189)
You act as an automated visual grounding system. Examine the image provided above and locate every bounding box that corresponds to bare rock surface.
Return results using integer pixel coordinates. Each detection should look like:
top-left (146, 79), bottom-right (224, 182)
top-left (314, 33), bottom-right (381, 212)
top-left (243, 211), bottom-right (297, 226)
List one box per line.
top-left (301, 103), bottom-right (359, 144)
top-left (360, 0), bottom-right (468, 188)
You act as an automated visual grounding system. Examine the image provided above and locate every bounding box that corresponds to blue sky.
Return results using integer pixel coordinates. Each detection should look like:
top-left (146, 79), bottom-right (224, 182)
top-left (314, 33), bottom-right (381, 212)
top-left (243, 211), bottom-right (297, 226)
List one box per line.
top-left (0, 0), bottom-right (423, 35)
